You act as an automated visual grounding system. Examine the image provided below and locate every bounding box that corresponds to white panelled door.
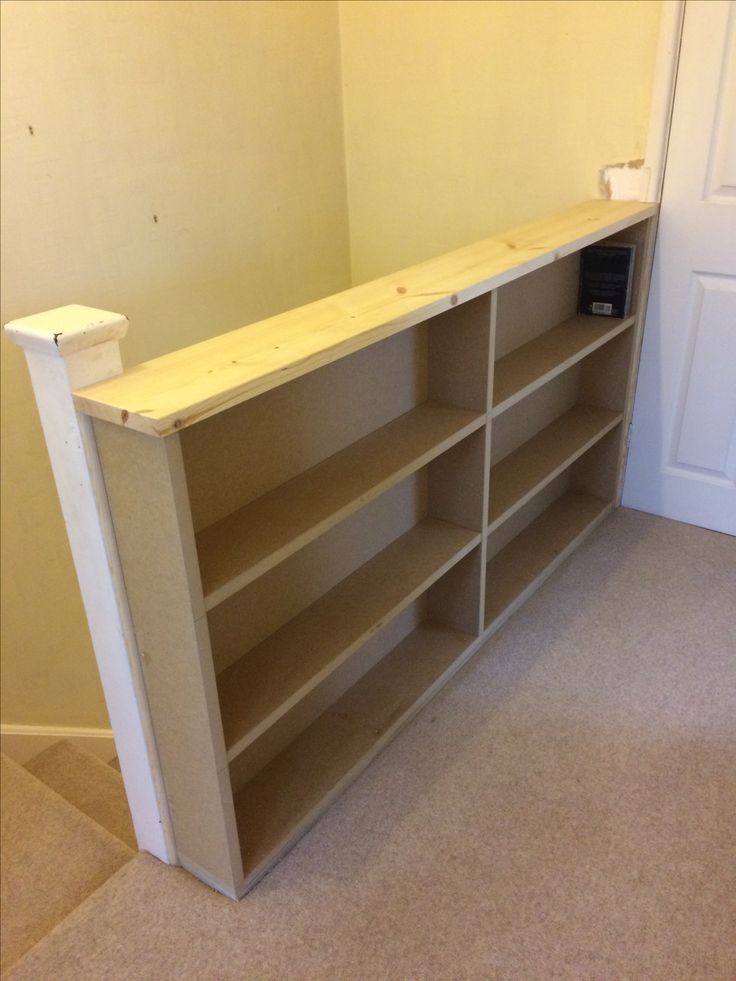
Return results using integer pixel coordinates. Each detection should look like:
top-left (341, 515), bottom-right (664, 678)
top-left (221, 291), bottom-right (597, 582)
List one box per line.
top-left (623, 0), bottom-right (736, 535)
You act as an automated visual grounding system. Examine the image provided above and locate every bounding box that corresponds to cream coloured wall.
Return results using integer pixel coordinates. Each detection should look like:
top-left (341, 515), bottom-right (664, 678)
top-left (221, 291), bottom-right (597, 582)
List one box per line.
top-left (1, 0), bottom-right (663, 736)
top-left (339, 0), bottom-right (662, 283)
top-left (0, 0), bottom-right (350, 728)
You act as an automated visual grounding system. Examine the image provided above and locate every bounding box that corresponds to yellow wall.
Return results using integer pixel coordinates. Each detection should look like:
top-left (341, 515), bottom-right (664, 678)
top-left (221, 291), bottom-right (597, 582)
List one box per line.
top-left (1, 0), bottom-right (662, 734)
top-left (0, 0), bottom-right (350, 728)
top-left (339, 0), bottom-right (661, 283)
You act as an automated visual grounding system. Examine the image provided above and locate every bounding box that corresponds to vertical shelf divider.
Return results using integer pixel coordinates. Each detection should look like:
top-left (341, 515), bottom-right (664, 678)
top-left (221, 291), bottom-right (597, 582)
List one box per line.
top-left (479, 289), bottom-right (498, 632)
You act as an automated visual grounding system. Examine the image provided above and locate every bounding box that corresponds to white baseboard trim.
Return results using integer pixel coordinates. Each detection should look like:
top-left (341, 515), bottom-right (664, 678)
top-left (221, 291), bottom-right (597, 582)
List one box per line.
top-left (0, 724), bottom-right (116, 764)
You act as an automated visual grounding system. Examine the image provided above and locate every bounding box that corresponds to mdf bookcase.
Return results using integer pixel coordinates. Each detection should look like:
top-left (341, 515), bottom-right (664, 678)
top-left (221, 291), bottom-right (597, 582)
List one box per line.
top-left (67, 200), bottom-right (657, 897)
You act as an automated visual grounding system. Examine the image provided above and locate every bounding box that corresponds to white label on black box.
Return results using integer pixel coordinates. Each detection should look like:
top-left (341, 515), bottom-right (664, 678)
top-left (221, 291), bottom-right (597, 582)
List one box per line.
top-left (592, 302), bottom-right (613, 315)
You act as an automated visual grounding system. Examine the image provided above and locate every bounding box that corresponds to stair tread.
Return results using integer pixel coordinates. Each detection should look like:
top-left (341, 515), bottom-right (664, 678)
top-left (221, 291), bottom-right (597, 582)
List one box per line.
top-left (26, 742), bottom-right (136, 850)
top-left (0, 754), bottom-right (132, 973)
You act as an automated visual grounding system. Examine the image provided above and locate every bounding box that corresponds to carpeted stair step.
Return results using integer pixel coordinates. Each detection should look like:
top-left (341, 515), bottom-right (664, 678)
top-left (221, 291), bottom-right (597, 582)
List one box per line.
top-left (0, 754), bottom-right (133, 973)
top-left (25, 741), bottom-right (136, 850)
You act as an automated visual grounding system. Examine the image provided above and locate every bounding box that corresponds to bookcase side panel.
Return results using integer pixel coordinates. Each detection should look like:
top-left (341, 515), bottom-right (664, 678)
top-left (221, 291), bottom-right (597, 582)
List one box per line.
top-left (580, 216), bottom-right (657, 503)
top-left (609, 216), bottom-right (659, 502)
top-left (93, 420), bottom-right (244, 897)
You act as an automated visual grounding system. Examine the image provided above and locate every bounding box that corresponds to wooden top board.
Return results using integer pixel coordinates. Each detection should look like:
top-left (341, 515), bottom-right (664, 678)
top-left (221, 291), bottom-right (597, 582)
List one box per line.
top-left (73, 199), bottom-right (657, 437)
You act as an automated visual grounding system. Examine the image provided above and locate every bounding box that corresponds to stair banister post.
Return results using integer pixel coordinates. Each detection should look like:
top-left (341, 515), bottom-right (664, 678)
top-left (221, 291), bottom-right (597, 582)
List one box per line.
top-left (4, 305), bottom-right (177, 864)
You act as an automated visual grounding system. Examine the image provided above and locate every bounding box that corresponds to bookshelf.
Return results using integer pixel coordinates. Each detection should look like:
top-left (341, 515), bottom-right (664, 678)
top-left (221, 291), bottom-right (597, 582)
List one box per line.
top-left (71, 200), bottom-right (657, 897)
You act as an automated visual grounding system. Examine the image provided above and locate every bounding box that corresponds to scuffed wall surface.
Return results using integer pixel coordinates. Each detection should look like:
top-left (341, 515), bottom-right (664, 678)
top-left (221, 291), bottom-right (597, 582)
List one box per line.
top-left (1, 0), bottom-right (350, 728)
top-left (339, 0), bottom-right (661, 283)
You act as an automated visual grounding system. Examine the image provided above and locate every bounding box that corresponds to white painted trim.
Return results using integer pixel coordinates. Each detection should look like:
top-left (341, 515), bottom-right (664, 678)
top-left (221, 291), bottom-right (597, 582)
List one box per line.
top-left (4, 306), bottom-right (177, 865)
top-left (4, 303), bottom-right (128, 355)
top-left (0, 724), bottom-right (115, 765)
top-left (644, 0), bottom-right (686, 202)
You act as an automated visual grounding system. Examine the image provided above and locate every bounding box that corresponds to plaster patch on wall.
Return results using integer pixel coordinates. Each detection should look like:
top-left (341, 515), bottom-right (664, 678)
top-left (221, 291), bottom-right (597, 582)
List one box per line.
top-left (599, 158), bottom-right (650, 201)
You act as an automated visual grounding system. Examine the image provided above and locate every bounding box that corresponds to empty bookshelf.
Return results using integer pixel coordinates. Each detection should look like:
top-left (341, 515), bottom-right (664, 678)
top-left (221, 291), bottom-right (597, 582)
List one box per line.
top-left (66, 199), bottom-right (658, 896)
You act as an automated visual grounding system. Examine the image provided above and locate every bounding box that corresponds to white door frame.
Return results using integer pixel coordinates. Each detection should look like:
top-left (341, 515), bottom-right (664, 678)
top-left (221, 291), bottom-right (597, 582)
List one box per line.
top-left (643, 0), bottom-right (686, 203)
top-left (602, 0), bottom-right (685, 204)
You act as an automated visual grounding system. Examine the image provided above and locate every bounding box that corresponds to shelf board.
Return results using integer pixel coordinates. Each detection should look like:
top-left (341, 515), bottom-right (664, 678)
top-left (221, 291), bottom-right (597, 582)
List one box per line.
top-left (197, 401), bottom-right (484, 610)
top-left (218, 518), bottom-right (480, 762)
top-left (485, 490), bottom-right (612, 631)
top-left (234, 621), bottom-right (476, 888)
top-left (488, 405), bottom-right (622, 532)
top-left (492, 314), bottom-right (634, 416)
top-left (71, 201), bottom-right (656, 437)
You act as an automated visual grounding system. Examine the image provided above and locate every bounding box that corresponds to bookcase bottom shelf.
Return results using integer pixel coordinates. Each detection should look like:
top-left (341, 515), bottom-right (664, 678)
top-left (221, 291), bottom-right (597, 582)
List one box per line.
top-left (484, 490), bottom-right (612, 632)
top-left (234, 621), bottom-right (476, 890)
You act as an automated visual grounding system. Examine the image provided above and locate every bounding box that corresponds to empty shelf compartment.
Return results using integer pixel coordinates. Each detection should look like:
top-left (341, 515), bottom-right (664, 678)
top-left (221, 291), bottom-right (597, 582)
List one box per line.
top-left (218, 518), bottom-right (481, 761)
top-left (489, 405), bottom-right (622, 531)
top-left (492, 314), bottom-right (634, 416)
top-left (197, 401), bottom-right (484, 608)
top-left (485, 490), bottom-right (611, 630)
top-left (234, 621), bottom-right (475, 886)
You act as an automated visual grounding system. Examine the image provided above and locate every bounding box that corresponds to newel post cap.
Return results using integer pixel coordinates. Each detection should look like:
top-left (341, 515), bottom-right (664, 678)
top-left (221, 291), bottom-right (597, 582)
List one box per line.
top-left (4, 304), bottom-right (128, 357)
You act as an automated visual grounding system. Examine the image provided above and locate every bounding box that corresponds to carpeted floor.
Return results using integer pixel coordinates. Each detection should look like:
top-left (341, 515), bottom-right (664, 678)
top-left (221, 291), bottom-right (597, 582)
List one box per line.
top-left (0, 754), bottom-right (132, 972)
top-left (5, 508), bottom-right (736, 979)
top-left (25, 741), bottom-right (136, 850)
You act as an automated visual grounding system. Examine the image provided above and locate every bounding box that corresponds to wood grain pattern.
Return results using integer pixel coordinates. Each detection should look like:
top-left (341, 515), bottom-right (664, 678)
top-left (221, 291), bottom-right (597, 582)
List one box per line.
top-left (197, 402), bottom-right (483, 608)
top-left (74, 200), bottom-right (656, 436)
top-left (218, 519), bottom-right (480, 762)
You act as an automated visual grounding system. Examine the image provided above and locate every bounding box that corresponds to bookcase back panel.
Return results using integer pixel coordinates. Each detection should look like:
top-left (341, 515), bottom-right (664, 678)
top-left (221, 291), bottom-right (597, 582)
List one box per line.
top-left (489, 366), bottom-right (582, 466)
top-left (228, 601), bottom-right (424, 793)
top-left (428, 426), bottom-right (488, 531)
top-left (570, 426), bottom-right (622, 502)
top-left (182, 326), bottom-right (428, 533)
top-left (579, 328), bottom-right (636, 412)
top-left (208, 474), bottom-right (425, 673)
top-left (428, 293), bottom-right (493, 412)
top-left (494, 252), bottom-right (579, 360)
top-left (426, 546), bottom-right (484, 636)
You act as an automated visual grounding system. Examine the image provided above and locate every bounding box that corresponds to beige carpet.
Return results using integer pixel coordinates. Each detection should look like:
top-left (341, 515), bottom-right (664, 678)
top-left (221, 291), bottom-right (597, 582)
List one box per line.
top-left (6, 509), bottom-right (736, 979)
top-left (0, 754), bottom-right (132, 972)
top-left (25, 741), bottom-right (136, 850)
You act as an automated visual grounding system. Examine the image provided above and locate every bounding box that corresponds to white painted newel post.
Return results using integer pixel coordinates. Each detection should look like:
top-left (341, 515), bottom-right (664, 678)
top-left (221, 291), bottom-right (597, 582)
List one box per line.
top-left (5, 305), bottom-right (176, 864)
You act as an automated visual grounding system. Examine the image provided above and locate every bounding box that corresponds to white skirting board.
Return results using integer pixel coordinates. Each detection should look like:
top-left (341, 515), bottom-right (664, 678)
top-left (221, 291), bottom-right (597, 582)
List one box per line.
top-left (0, 724), bottom-right (116, 764)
